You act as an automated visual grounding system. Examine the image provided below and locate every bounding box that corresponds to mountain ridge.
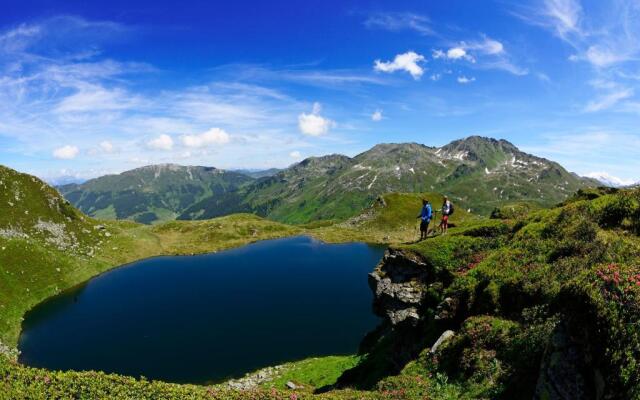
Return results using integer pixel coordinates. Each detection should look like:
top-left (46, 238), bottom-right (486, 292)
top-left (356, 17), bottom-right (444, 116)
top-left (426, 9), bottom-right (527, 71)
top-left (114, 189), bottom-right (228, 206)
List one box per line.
top-left (59, 136), bottom-right (599, 224)
top-left (58, 164), bottom-right (253, 224)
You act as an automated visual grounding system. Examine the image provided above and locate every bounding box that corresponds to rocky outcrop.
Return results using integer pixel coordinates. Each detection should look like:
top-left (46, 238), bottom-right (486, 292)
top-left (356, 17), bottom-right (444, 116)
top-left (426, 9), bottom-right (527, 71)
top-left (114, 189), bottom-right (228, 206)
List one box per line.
top-left (226, 364), bottom-right (286, 390)
top-left (534, 322), bottom-right (605, 400)
top-left (368, 248), bottom-right (431, 326)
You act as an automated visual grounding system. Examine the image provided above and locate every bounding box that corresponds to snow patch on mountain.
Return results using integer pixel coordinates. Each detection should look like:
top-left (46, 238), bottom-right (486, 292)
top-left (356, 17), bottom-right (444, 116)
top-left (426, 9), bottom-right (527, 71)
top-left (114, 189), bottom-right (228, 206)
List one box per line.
top-left (585, 172), bottom-right (637, 188)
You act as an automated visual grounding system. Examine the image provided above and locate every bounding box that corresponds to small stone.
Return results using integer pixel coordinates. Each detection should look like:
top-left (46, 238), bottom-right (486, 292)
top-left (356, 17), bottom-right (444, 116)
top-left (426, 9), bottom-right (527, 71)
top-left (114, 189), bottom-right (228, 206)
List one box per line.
top-left (430, 330), bottom-right (455, 355)
top-left (286, 381), bottom-right (297, 390)
top-left (104, 232), bottom-right (112, 237)
top-left (56, 268), bottom-right (61, 272)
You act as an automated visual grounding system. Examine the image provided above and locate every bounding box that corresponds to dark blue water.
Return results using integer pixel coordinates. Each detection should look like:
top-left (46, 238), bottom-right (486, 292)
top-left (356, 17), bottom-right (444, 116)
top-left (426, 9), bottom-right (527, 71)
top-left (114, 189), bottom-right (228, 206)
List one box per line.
top-left (18, 236), bottom-right (384, 384)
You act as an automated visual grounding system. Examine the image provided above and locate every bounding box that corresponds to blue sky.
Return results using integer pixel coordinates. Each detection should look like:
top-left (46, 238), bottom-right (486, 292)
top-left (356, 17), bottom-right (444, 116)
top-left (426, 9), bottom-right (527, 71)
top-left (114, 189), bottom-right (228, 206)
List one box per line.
top-left (1, 0), bottom-right (639, 184)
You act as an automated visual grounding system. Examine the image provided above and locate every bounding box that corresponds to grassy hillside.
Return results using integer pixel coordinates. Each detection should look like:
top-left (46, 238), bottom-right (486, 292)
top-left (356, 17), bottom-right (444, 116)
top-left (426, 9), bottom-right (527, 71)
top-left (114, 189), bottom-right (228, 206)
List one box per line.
top-left (341, 187), bottom-right (640, 399)
top-left (311, 192), bottom-right (477, 244)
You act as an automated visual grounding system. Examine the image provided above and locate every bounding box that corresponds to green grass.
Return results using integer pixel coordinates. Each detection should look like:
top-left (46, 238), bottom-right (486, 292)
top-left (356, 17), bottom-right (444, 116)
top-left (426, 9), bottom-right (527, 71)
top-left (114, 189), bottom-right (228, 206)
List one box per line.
top-left (91, 205), bottom-right (116, 219)
top-left (246, 355), bottom-right (362, 392)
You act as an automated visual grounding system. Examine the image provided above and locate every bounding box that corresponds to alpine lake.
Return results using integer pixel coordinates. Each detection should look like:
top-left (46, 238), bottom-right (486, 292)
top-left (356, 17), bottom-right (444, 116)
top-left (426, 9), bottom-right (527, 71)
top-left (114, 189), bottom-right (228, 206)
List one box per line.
top-left (18, 236), bottom-right (385, 384)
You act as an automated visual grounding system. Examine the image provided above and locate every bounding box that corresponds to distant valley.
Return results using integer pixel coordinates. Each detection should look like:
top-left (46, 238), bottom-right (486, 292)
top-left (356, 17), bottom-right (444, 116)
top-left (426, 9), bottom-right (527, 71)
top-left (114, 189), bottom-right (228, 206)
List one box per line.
top-left (58, 136), bottom-right (600, 224)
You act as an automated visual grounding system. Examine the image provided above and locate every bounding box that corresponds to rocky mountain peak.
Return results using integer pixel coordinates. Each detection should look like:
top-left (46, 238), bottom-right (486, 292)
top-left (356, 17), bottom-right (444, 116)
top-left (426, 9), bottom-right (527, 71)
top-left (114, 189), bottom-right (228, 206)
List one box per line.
top-left (291, 154), bottom-right (353, 175)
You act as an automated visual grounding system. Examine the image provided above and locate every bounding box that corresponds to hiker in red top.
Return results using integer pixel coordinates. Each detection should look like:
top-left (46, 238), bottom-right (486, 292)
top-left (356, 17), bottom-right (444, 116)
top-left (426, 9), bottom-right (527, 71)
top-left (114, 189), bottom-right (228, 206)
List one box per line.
top-left (439, 196), bottom-right (454, 235)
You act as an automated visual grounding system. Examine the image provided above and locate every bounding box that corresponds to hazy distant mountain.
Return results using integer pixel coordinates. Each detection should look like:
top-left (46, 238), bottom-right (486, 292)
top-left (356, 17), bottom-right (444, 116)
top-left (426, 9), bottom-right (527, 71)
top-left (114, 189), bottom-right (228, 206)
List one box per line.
top-left (584, 172), bottom-right (637, 188)
top-left (46, 176), bottom-right (87, 186)
top-left (58, 164), bottom-right (252, 224)
top-left (180, 136), bottom-right (599, 223)
top-left (231, 168), bottom-right (282, 179)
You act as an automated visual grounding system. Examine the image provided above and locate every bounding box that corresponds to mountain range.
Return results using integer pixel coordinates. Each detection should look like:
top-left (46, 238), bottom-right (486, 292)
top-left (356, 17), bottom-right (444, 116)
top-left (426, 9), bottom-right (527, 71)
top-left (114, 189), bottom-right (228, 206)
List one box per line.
top-left (59, 164), bottom-right (252, 224)
top-left (58, 136), bottom-right (600, 224)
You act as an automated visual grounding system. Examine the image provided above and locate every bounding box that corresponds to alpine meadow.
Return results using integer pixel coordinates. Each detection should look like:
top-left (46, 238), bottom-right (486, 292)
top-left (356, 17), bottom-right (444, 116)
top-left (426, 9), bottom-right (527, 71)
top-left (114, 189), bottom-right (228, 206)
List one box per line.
top-left (2, 1), bottom-right (640, 399)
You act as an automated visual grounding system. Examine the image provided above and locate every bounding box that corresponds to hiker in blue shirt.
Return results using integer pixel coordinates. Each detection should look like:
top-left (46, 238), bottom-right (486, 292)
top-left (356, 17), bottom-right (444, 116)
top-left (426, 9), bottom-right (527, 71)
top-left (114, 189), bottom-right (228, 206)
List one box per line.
top-left (416, 199), bottom-right (432, 241)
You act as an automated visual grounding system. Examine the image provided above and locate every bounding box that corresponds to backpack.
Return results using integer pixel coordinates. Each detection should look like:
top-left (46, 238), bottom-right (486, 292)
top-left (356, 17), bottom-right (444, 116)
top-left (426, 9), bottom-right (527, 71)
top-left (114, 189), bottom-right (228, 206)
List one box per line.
top-left (449, 202), bottom-right (455, 215)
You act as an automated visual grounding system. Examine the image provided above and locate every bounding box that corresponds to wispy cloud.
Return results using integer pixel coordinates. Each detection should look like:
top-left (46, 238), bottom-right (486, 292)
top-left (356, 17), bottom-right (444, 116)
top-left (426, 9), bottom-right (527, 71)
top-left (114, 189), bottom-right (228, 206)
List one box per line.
top-left (514, 0), bottom-right (640, 68)
top-left (522, 130), bottom-right (640, 181)
top-left (432, 35), bottom-right (528, 76)
top-left (514, 0), bottom-right (640, 112)
top-left (364, 12), bottom-right (434, 36)
top-left (0, 16), bottom-right (349, 176)
top-left (584, 87), bottom-right (634, 112)
top-left (208, 63), bottom-right (388, 89)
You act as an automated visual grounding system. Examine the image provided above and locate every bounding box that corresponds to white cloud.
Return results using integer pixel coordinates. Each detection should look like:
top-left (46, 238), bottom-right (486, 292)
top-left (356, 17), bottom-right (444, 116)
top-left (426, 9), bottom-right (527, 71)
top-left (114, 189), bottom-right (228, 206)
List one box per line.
top-left (584, 88), bottom-right (634, 112)
top-left (457, 76), bottom-right (476, 84)
top-left (371, 109), bottom-right (383, 121)
top-left (147, 134), bottom-right (174, 150)
top-left (52, 145), bottom-right (79, 159)
top-left (99, 141), bottom-right (114, 153)
top-left (364, 12), bottom-right (434, 36)
top-left (374, 51), bottom-right (426, 79)
top-left (181, 127), bottom-right (231, 148)
top-left (289, 150), bottom-right (302, 159)
top-left (447, 47), bottom-right (472, 61)
top-left (298, 102), bottom-right (334, 136)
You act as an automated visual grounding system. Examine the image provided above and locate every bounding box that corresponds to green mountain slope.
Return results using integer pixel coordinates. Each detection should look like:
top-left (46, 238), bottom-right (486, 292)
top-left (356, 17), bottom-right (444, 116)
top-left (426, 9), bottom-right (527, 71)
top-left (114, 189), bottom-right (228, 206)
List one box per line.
top-left (59, 137), bottom-right (599, 225)
top-left (183, 136), bottom-right (598, 223)
top-left (59, 164), bottom-right (253, 224)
